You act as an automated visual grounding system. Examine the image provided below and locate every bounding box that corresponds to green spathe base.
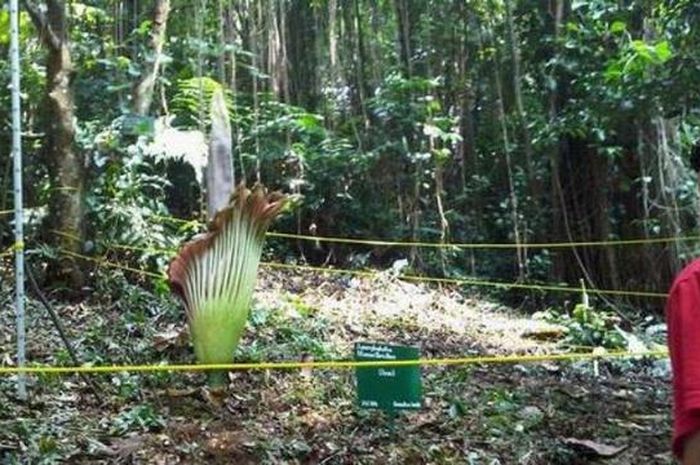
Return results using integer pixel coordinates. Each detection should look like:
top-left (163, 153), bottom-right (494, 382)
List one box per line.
top-left (190, 295), bottom-right (254, 387)
top-left (206, 369), bottom-right (228, 387)
top-left (190, 297), bottom-right (251, 365)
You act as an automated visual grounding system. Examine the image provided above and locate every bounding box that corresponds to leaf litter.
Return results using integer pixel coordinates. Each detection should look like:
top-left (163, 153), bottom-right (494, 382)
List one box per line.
top-left (0, 267), bottom-right (673, 464)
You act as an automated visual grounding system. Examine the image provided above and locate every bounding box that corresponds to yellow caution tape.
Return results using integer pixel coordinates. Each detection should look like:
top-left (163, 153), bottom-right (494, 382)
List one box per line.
top-left (149, 213), bottom-right (203, 226)
top-left (53, 248), bottom-right (668, 298)
top-left (267, 231), bottom-right (700, 250)
top-left (147, 213), bottom-right (700, 249)
top-left (0, 350), bottom-right (669, 375)
top-left (61, 250), bottom-right (165, 279)
top-left (261, 262), bottom-right (669, 299)
top-left (51, 230), bottom-right (176, 255)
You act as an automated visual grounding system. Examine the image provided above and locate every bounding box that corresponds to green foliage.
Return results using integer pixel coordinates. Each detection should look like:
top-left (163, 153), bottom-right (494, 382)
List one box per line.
top-left (239, 301), bottom-right (335, 362)
top-left (9, 0), bottom-right (700, 307)
top-left (111, 404), bottom-right (165, 435)
top-left (0, 9), bottom-right (31, 44)
top-left (171, 77), bottom-right (227, 128)
top-left (84, 120), bottom-right (189, 275)
top-left (111, 373), bottom-right (143, 400)
top-left (544, 303), bottom-right (626, 349)
top-left (605, 39), bottom-right (673, 82)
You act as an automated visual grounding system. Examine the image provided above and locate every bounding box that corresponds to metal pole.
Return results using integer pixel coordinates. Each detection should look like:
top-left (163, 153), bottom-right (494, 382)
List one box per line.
top-left (9, 0), bottom-right (27, 400)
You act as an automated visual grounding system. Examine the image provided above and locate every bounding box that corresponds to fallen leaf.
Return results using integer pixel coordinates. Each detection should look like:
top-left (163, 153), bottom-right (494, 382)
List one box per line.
top-left (521, 323), bottom-right (567, 340)
top-left (153, 325), bottom-right (188, 351)
top-left (613, 420), bottom-right (648, 431)
top-left (202, 386), bottom-right (227, 407)
top-left (563, 438), bottom-right (626, 457)
top-left (165, 387), bottom-right (198, 397)
top-left (204, 431), bottom-right (257, 464)
top-left (299, 411), bottom-right (330, 432)
top-left (559, 386), bottom-right (589, 399)
top-left (109, 436), bottom-right (146, 460)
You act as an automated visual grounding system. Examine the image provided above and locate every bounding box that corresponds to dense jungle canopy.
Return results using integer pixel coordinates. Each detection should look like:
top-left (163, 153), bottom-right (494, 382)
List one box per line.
top-left (2, 0), bottom-right (700, 309)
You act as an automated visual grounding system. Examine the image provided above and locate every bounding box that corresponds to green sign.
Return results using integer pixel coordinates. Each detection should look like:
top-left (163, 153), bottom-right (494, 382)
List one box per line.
top-left (355, 342), bottom-right (422, 412)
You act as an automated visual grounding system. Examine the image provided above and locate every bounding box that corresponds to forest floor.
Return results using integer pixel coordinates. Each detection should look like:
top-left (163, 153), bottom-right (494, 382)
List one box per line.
top-left (0, 267), bottom-right (672, 464)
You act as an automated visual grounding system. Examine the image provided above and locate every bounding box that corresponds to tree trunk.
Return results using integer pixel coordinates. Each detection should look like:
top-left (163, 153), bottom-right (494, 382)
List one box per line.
top-left (548, 0), bottom-right (566, 281)
top-left (285, 0), bottom-right (318, 110)
top-left (217, 0), bottom-right (226, 84)
top-left (654, 117), bottom-right (689, 279)
top-left (131, 0), bottom-right (170, 115)
top-left (228, 0), bottom-right (238, 92)
top-left (504, 0), bottom-right (537, 199)
top-left (395, 0), bottom-right (413, 78)
top-left (25, 0), bottom-right (84, 287)
top-left (329, 0), bottom-right (338, 72)
top-left (252, 0), bottom-right (261, 181)
top-left (484, 16), bottom-right (526, 281)
top-left (354, 0), bottom-right (371, 129)
top-left (456, 3), bottom-right (475, 195)
top-left (558, 138), bottom-right (612, 290)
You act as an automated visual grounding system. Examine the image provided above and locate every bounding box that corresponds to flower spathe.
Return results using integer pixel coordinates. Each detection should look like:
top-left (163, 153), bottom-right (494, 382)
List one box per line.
top-left (168, 183), bottom-right (285, 369)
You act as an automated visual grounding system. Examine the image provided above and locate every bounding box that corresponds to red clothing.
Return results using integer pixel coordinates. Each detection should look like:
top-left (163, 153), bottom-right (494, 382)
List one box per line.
top-left (667, 258), bottom-right (700, 458)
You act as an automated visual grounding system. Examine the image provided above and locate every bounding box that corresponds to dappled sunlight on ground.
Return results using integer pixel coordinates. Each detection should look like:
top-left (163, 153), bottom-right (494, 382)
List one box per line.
top-left (0, 268), bottom-right (673, 464)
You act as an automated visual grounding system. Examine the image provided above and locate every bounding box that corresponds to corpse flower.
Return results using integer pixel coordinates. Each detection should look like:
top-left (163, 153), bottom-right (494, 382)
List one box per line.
top-left (168, 184), bottom-right (285, 384)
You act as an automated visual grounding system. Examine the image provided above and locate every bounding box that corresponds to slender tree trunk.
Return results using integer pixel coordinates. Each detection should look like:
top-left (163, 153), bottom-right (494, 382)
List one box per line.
top-left (548, 0), bottom-right (565, 280)
top-left (457, 2), bottom-right (475, 195)
top-left (354, 0), bottom-right (370, 128)
top-left (25, 0), bottom-right (84, 287)
top-left (131, 0), bottom-right (170, 115)
top-left (228, 0), bottom-right (238, 92)
top-left (325, 0), bottom-right (338, 130)
top-left (267, 2), bottom-right (277, 96)
top-left (368, 0), bottom-right (382, 84)
top-left (329, 0), bottom-right (338, 71)
top-left (285, 0), bottom-right (318, 110)
top-left (494, 65), bottom-right (526, 281)
top-left (638, 122), bottom-right (653, 280)
top-left (268, 0), bottom-right (287, 101)
top-left (395, 0), bottom-right (412, 78)
top-left (504, 0), bottom-right (536, 199)
top-left (279, 0), bottom-right (289, 105)
top-left (410, 155), bottom-right (422, 266)
top-left (252, 0), bottom-right (261, 182)
top-left (655, 117), bottom-right (689, 275)
top-left (483, 16), bottom-right (526, 280)
top-left (217, 0), bottom-right (226, 84)
top-left (430, 137), bottom-right (449, 275)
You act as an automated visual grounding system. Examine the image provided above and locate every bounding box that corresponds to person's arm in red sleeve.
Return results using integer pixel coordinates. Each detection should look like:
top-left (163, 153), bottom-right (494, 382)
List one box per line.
top-left (668, 274), bottom-right (700, 462)
top-left (683, 432), bottom-right (700, 465)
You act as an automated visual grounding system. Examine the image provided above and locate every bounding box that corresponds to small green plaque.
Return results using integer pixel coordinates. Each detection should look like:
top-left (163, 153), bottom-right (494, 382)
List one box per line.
top-left (355, 342), bottom-right (422, 412)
